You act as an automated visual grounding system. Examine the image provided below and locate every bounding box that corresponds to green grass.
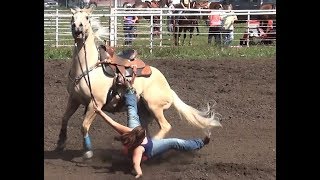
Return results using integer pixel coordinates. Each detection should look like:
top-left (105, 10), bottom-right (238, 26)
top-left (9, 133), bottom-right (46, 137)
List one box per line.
top-left (44, 46), bottom-right (73, 59)
top-left (44, 44), bottom-right (275, 60)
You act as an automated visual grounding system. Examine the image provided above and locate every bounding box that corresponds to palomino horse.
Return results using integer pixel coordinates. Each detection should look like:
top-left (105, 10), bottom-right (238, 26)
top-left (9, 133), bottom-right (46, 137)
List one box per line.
top-left (55, 7), bottom-right (222, 159)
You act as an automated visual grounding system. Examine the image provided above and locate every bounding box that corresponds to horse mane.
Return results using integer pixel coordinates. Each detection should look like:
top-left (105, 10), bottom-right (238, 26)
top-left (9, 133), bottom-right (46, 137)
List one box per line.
top-left (89, 16), bottom-right (108, 43)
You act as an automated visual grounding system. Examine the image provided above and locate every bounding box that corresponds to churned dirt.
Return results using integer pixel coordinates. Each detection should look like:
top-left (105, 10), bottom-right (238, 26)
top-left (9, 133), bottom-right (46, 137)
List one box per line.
top-left (44, 57), bottom-right (276, 180)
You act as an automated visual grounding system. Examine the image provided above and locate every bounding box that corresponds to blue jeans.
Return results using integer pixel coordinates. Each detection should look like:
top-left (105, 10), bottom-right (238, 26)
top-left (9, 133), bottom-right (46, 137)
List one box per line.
top-left (223, 31), bottom-right (234, 46)
top-left (123, 25), bottom-right (135, 45)
top-left (124, 91), bottom-right (140, 129)
top-left (124, 91), bottom-right (205, 159)
top-left (151, 138), bottom-right (204, 158)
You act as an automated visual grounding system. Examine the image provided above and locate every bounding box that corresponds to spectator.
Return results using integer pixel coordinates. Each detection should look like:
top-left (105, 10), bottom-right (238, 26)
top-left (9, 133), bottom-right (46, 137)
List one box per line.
top-left (207, 6), bottom-right (223, 46)
top-left (167, 0), bottom-right (175, 33)
top-left (83, 0), bottom-right (90, 8)
top-left (180, 0), bottom-right (191, 9)
top-left (123, 4), bottom-right (138, 45)
top-left (221, 4), bottom-right (238, 46)
top-left (258, 19), bottom-right (274, 38)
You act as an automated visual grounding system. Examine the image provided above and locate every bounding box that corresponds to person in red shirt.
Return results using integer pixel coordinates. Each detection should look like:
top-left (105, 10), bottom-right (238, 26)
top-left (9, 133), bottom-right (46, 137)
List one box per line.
top-left (207, 6), bottom-right (223, 46)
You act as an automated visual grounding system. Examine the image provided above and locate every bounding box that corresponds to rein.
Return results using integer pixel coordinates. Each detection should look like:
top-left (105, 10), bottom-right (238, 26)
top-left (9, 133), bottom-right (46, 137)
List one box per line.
top-left (83, 40), bottom-right (97, 106)
top-left (73, 38), bottom-right (98, 106)
top-left (69, 63), bottom-right (98, 84)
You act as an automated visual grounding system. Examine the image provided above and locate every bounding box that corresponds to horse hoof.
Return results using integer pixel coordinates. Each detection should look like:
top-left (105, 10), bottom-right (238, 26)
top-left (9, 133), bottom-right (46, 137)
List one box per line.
top-left (54, 142), bottom-right (66, 152)
top-left (83, 150), bottom-right (93, 159)
top-left (54, 146), bottom-right (64, 152)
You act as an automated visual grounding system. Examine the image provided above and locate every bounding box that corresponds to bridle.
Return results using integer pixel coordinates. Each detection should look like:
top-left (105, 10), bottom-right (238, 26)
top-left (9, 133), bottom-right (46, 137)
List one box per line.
top-left (69, 15), bottom-right (99, 106)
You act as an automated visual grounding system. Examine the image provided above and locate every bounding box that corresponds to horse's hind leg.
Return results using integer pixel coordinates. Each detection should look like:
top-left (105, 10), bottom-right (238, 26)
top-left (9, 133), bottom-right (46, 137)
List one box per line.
top-left (81, 100), bottom-right (99, 159)
top-left (150, 107), bottom-right (172, 139)
top-left (143, 95), bottom-right (172, 139)
top-left (55, 96), bottom-right (80, 151)
top-left (137, 100), bottom-right (153, 136)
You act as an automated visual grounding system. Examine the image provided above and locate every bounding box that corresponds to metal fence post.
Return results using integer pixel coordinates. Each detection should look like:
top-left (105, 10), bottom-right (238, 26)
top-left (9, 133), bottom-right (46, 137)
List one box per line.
top-left (247, 11), bottom-right (250, 47)
top-left (109, 8), bottom-right (116, 47)
top-left (55, 9), bottom-right (59, 47)
top-left (160, 10), bottom-right (163, 47)
top-left (150, 15), bottom-right (153, 54)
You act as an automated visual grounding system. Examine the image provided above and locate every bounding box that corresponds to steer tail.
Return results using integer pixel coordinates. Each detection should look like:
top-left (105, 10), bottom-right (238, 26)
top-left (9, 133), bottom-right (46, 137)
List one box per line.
top-left (171, 90), bottom-right (222, 131)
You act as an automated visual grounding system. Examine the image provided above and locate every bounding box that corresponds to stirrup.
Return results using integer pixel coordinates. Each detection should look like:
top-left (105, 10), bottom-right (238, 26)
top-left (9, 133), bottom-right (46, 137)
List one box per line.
top-left (125, 81), bottom-right (136, 94)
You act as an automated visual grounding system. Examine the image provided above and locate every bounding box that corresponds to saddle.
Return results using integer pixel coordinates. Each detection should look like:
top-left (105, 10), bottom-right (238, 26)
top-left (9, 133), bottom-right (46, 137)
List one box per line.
top-left (98, 44), bottom-right (152, 113)
top-left (98, 45), bottom-right (152, 86)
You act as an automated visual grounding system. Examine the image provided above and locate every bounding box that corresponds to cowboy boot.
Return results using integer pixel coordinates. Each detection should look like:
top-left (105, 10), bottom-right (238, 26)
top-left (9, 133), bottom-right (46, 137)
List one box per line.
top-left (116, 74), bottom-right (125, 86)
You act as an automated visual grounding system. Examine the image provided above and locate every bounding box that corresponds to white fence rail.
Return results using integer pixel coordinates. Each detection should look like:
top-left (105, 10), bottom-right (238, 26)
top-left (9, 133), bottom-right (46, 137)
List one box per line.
top-left (44, 8), bottom-right (276, 50)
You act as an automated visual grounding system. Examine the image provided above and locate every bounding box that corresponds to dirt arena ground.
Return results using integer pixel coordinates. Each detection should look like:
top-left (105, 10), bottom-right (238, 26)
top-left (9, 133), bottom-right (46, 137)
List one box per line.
top-left (44, 58), bottom-right (276, 180)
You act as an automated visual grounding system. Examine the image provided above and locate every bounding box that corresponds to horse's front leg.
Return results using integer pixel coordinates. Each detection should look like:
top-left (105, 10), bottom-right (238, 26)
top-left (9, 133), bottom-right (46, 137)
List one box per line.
top-left (182, 29), bottom-right (187, 46)
top-left (55, 96), bottom-right (80, 152)
top-left (189, 27), bottom-right (195, 45)
top-left (81, 100), bottom-right (100, 159)
top-left (196, 21), bottom-right (200, 36)
top-left (174, 26), bottom-right (179, 46)
top-left (178, 27), bottom-right (183, 46)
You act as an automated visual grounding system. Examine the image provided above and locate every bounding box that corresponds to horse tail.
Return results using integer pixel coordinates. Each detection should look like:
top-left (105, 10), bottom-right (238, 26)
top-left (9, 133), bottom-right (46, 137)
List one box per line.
top-left (171, 90), bottom-right (222, 131)
top-left (89, 17), bottom-right (109, 42)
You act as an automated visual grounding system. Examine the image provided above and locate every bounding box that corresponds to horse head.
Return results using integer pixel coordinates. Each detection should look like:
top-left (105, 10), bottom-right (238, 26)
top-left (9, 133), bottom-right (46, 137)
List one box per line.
top-left (222, 3), bottom-right (232, 10)
top-left (193, 1), bottom-right (206, 9)
top-left (147, 0), bottom-right (159, 8)
top-left (209, 2), bottom-right (223, 10)
top-left (195, 1), bottom-right (209, 9)
top-left (259, 3), bottom-right (276, 20)
top-left (133, 1), bottom-right (150, 8)
top-left (70, 7), bottom-right (94, 40)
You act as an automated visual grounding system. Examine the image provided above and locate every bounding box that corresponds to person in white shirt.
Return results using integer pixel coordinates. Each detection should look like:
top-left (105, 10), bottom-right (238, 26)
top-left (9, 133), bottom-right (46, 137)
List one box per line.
top-left (221, 4), bottom-right (238, 46)
top-left (83, 0), bottom-right (90, 8)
